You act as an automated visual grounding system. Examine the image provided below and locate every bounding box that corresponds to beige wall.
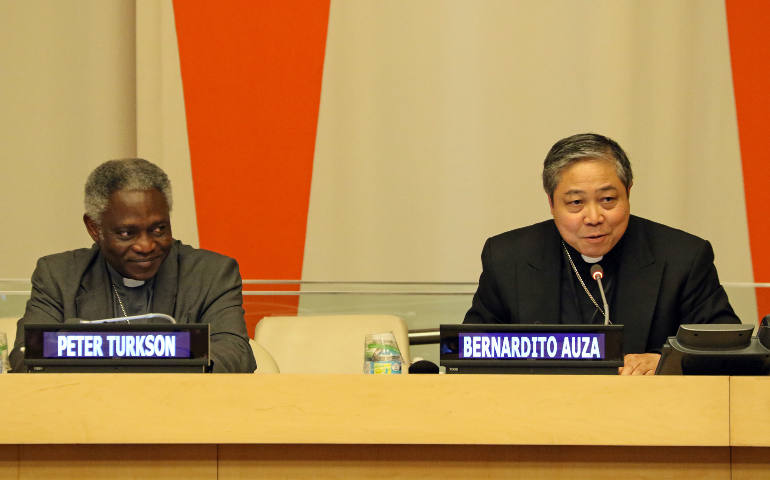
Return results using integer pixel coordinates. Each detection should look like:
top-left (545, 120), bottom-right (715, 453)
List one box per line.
top-left (0, 0), bottom-right (758, 322)
top-left (304, 0), bottom-right (750, 279)
top-left (302, 0), bottom-right (757, 321)
top-left (0, 0), bottom-right (137, 278)
top-left (135, 0), bottom-right (198, 249)
top-left (0, 0), bottom-right (197, 280)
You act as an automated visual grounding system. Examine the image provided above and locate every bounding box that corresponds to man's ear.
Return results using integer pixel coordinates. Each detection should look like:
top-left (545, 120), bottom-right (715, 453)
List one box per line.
top-left (547, 194), bottom-right (554, 210)
top-left (83, 214), bottom-right (101, 244)
top-left (627, 181), bottom-right (633, 198)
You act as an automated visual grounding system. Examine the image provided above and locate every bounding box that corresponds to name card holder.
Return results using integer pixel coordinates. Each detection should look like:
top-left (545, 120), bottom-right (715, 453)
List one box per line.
top-left (440, 324), bottom-right (623, 374)
top-left (23, 323), bottom-right (210, 373)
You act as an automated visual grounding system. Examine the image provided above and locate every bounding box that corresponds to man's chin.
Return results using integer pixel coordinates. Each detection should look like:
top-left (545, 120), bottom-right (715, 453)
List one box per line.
top-left (576, 237), bottom-right (614, 258)
top-left (122, 271), bottom-right (158, 282)
top-left (121, 262), bottom-right (162, 281)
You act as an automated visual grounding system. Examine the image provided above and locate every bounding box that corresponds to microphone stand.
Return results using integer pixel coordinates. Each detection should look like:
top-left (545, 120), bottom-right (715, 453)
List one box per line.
top-left (590, 264), bottom-right (611, 326)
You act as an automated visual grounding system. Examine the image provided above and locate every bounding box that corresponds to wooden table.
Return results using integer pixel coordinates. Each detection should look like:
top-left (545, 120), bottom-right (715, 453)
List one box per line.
top-left (0, 374), bottom-right (766, 479)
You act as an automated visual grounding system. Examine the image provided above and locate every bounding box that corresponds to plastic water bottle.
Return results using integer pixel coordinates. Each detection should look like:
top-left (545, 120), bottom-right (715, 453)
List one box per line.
top-left (363, 332), bottom-right (402, 374)
top-left (0, 332), bottom-right (8, 374)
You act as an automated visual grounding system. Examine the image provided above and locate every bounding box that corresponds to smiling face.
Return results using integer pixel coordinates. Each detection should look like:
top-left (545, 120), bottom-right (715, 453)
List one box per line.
top-left (84, 188), bottom-right (173, 280)
top-left (549, 157), bottom-right (631, 257)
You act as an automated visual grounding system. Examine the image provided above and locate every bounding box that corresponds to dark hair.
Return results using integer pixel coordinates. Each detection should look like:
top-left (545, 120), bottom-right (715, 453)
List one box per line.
top-left (542, 133), bottom-right (633, 198)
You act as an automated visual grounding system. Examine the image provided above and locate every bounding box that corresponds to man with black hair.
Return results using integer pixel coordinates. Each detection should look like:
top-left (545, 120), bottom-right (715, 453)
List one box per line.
top-left (464, 133), bottom-right (740, 375)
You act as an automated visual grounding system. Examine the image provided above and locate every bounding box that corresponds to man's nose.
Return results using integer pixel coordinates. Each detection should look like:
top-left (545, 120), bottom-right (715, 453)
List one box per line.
top-left (583, 203), bottom-right (604, 225)
top-left (131, 232), bottom-right (155, 253)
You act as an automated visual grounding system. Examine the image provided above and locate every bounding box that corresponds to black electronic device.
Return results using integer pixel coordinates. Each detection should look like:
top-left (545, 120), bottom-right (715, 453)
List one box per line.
top-left (408, 359), bottom-right (439, 374)
top-left (440, 324), bottom-right (623, 374)
top-left (656, 323), bottom-right (770, 375)
top-left (23, 322), bottom-right (210, 373)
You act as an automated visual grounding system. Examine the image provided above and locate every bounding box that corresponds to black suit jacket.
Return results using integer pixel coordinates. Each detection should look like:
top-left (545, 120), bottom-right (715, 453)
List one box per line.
top-left (463, 215), bottom-right (740, 354)
top-left (10, 240), bottom-right (256, 373)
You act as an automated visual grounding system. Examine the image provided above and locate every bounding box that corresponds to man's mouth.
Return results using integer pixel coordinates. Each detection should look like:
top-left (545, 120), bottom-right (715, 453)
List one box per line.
top-left (584, 234), bottom-right (607, 242)
top-left (128, 256), bottom-right (161, 265)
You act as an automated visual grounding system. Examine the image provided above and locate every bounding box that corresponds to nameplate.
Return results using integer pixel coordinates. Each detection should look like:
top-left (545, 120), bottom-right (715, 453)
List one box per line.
top-left (43, 331), bottom-right (191, 359)
top-left (459, 332), bottom-right (605, 360)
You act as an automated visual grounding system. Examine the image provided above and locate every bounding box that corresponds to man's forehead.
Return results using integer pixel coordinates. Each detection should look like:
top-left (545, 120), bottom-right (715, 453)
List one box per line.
top-left (103, 189), bottom-right (170, 220)
top-left (108, 213), bottom-right (169, 225)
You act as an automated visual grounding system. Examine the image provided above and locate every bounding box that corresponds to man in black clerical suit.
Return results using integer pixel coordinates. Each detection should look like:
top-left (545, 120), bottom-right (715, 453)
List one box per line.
top-left (9, 158), bottom-right (256, 373)
top-left (463, 133), bottom-right (739, 375)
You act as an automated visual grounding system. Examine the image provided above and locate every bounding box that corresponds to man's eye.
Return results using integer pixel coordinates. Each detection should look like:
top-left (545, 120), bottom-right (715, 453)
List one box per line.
top-left (153, 225), bottom-right (167, 235)
top-left (568, 200), bottom-right (582, 206)
top-left (601, 197), bottom-right (617, 203)
top-left (117, 230), bottom-right (132, 238)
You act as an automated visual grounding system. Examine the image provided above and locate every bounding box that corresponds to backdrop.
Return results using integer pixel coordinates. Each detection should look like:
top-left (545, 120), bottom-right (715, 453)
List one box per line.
top-left (1, 0), bottom-right (766, 330)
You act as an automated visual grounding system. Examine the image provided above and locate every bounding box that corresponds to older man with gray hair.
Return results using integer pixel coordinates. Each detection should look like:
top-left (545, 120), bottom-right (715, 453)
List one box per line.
top-left (9, 158), bottom-right (256, 373)
top-left (464, 133), bottom-right (740, 375)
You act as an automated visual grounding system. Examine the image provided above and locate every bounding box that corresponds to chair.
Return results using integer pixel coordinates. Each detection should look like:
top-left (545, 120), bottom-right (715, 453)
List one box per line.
top-left (249, 338), bottom-right (280, 373)
top-left (253, 314), bottom-right (411, 374)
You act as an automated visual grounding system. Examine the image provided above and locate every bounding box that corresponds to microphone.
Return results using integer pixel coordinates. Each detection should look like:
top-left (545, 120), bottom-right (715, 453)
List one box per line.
top-left (590, 264), bottom-right (611, 325)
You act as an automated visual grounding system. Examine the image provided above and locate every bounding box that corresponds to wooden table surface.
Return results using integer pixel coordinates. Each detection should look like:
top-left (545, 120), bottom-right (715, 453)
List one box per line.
top-left (2, 374), bottom-right (768, 480)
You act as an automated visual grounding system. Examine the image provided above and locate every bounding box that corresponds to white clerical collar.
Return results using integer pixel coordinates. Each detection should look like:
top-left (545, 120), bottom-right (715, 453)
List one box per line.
top-left (581, 254), bottom-right (603, 264)
top-left (123, 277), bottom-right (146, 288)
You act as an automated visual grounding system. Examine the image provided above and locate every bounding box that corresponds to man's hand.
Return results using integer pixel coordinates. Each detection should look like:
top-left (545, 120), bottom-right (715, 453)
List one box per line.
top-left (618, 353), bottom-right (661, 375)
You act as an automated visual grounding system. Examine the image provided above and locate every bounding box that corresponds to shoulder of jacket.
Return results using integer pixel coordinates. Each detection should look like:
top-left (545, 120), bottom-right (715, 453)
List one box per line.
top-left (174, 240), bottom-right (239, 269)
top-left (37, 246), bottom-right (99, 270)
top-left (631, 215), bottom-right (707, 250)
top-left (488, 219), bottom-right (554, 247)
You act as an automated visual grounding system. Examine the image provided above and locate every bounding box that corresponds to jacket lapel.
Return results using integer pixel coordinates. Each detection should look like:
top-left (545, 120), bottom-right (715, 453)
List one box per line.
top-left (75, 251), bottom-right (113, 320)
top-left (151, 241), bottom-right (179, 316)
top-left (518, 222), bottom-right (561, 324)
top-left (613, 217), bottom-right (664, 353)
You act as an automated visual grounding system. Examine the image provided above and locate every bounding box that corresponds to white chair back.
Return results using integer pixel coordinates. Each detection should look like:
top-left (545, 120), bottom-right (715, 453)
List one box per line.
top-left (253, 314), bottom-right (411, 374)
top-left (249, 338), bottom-right (280, 373)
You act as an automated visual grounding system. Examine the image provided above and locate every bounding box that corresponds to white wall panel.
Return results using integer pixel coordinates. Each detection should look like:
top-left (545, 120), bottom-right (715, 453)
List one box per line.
top-left (303, 0), bottom-right (756, 320)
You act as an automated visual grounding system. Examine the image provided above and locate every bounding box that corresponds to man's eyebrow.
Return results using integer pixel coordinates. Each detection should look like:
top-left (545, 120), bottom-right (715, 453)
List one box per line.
top-left (561, 185), bottom-right (619, 196)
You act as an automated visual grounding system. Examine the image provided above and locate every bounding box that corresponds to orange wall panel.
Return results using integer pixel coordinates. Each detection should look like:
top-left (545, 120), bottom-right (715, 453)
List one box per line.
top-left (173, 1), bottom-right (330, 332)
top-left (726, 0), bottom-right (770, 321)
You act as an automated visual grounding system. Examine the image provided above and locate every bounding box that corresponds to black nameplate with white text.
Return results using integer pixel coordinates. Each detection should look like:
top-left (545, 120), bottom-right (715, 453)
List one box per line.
top-left (24, 323), bottom-right (210, 373)
top-left (441, 324), bottom-right (623, 374)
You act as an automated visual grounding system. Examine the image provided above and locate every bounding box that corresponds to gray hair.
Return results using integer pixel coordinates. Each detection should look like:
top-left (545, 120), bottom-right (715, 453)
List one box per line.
top-left (84, 158), bottom-right (173, 223)
top-left (542, 133), bottom-right (633, 199)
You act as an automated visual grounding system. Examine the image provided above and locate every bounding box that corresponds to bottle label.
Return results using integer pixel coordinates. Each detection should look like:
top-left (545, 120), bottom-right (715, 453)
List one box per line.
top-left (363, 332), bottom-right (403, 374)
top-left (366, 360), bottom-right (401, 374)
top-left (0, 332), bottom-right (7, 374)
